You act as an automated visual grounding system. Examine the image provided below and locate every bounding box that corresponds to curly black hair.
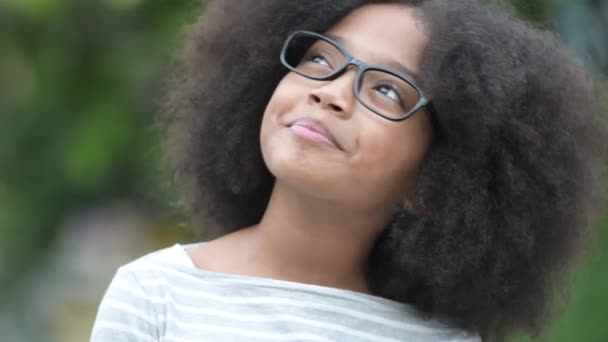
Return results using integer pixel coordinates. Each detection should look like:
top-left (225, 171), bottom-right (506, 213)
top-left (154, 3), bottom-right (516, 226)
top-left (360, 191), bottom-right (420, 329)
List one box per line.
top-left (162, 0), bottom-right (608, 340)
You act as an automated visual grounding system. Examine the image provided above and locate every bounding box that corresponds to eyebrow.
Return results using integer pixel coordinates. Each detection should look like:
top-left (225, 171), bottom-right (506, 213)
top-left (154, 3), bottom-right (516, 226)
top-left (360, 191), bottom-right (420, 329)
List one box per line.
top-left (325, 33), bottom-right (422, 84)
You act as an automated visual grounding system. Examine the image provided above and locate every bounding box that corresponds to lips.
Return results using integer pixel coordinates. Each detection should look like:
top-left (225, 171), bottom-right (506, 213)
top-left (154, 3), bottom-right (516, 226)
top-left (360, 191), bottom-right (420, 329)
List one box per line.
top-left (288, 118), bottom-right (342, 150)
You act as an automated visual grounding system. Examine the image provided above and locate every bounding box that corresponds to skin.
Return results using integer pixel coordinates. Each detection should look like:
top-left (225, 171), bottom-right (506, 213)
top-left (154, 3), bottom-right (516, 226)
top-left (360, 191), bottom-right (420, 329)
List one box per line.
top-left (188, 4), bottom-right (434, 294)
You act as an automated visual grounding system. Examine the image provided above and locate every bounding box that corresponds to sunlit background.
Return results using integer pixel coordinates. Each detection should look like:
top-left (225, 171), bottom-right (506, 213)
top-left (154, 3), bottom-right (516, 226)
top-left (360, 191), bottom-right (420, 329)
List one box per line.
top-left (0, 0), bottom-right (606, 341)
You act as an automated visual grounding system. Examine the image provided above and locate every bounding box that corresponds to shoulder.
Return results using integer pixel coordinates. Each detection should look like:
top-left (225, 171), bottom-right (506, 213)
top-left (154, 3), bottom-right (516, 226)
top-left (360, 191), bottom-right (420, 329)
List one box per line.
top-left (123, 243), bottom-right (193, 270)
top-left (113, 244), bottom-right (205, 299)
top-left (90, 244), bottom-right (195, 341)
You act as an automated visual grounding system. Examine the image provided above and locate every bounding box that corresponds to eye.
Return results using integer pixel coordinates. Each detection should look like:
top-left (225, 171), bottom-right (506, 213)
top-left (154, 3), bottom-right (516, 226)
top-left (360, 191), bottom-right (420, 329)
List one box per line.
top-left (310, 54), bottom-right (329, 66)
top-left (375, 83), bottom-right (403, 104)
top-left (300, 44), bottom-right (336, 69)
top-left (303, 51), bottom-right (334, 69)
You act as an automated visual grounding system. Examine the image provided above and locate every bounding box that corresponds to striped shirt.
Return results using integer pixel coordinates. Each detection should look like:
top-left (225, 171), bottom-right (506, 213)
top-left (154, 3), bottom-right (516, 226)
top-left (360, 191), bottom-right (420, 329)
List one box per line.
top-left (91, 244), bottom-right (481, 341)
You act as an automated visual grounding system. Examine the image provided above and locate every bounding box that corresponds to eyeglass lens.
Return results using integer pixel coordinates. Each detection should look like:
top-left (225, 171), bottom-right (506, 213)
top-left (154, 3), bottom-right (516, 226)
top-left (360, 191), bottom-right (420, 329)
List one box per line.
top-left (282, 33), bottom-right (422, 120)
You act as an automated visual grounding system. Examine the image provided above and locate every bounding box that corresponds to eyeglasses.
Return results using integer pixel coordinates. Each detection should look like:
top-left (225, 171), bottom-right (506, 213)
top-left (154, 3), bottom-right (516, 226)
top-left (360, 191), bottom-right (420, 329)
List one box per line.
top-left (280, 30), bottom-right (430, 122)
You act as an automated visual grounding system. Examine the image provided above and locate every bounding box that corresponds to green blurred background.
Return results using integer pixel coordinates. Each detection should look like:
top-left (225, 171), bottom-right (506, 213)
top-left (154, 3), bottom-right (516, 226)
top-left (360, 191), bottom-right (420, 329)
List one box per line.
top-left (0, 0), bottom-right (606, 341)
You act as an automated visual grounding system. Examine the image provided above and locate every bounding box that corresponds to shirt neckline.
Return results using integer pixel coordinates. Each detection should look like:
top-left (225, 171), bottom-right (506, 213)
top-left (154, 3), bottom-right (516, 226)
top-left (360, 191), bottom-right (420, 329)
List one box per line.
top-left (169, 242), bottom-right (418, 313)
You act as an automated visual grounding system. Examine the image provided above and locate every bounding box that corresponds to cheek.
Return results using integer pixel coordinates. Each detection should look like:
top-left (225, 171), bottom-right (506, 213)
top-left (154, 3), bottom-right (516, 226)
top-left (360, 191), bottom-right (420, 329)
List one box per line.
top-left (352, 130), bottom-right (401, 183)
top-left (259, 78), bottom-right (294, 160)
top-left (259, 74), bottom-right (304, 133)
top-left (349, 123), bottom-right (430, 201)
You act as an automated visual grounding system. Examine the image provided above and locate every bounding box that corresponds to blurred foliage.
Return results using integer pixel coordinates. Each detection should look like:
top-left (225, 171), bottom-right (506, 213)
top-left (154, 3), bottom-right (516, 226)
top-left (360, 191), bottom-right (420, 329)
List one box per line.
top-left (0, 0), bottom-right (606, 341)
top-left (0, 0), bottom-right (196, 288)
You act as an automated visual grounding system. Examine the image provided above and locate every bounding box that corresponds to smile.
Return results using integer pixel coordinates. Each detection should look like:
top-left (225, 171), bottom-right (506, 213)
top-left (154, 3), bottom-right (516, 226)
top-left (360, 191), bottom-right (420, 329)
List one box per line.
top-left (288, 119), bottom-right (342, 150)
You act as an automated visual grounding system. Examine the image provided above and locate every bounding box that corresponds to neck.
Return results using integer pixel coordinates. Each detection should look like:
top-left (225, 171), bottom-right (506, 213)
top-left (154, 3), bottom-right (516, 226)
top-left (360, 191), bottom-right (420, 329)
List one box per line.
top-left (239, 181), bottom-right (395, 293)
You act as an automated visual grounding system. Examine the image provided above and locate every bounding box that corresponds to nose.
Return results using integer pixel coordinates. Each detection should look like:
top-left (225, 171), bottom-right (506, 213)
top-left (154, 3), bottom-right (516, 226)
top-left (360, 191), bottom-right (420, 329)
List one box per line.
top-left (307, 69), bottom-right (357, 117)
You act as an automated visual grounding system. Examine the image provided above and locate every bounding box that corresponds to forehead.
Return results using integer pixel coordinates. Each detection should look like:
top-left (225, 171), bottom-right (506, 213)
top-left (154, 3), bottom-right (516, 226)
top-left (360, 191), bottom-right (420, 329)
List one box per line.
top-left (325, 4), bottom-right (428, 74)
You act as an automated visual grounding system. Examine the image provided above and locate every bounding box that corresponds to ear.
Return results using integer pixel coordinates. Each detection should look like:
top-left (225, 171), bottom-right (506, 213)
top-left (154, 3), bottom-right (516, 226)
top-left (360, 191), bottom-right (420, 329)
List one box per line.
top-left (403, 196), bottom-right (415, 211)
top-left (402, 193), bottom-right (430, 217)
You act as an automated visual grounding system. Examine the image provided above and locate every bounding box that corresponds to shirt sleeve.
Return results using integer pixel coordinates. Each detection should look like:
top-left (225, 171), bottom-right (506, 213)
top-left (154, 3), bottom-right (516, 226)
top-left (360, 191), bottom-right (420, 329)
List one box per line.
top-left (90, 266), bottom-right (159, 342)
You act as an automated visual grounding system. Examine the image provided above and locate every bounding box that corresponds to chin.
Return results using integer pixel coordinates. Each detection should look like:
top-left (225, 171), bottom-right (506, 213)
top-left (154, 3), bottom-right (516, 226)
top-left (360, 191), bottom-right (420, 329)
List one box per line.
top-left (263, 142), bottom-right (336, 192)
top-left (263, 142), bottom-right (318, 182)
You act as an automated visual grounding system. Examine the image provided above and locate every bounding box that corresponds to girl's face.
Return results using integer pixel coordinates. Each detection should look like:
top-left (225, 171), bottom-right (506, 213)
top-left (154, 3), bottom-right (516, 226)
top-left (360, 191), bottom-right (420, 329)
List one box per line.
top-left (260, 4), bottom-right (434, 212)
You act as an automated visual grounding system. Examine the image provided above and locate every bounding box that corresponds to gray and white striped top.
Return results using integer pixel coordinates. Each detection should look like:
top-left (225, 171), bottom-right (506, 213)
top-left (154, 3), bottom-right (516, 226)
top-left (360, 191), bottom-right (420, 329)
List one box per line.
top-left (91, 244), bottom-right (481, 341)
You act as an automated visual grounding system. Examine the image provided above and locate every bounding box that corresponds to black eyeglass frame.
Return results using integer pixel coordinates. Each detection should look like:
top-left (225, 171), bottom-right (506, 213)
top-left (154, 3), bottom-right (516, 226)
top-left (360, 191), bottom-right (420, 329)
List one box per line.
top-left (280, 30), bottom-right (430, 122)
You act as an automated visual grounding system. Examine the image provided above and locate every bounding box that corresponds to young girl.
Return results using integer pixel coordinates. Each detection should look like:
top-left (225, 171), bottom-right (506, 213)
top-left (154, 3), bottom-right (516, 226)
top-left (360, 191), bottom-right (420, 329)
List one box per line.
top-left (91, 0), bottom-right (608, 341)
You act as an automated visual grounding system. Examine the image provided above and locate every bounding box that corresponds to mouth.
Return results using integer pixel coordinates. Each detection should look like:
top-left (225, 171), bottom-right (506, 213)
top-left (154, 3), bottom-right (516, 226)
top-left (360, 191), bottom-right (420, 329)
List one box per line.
top-left (287, 118), bottom-right (343, 151)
